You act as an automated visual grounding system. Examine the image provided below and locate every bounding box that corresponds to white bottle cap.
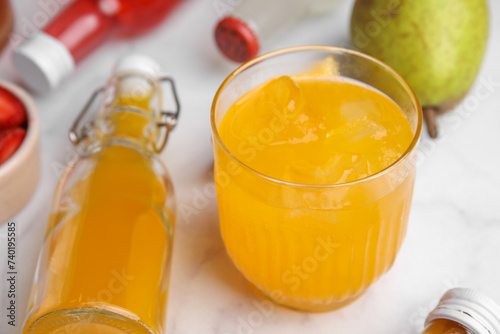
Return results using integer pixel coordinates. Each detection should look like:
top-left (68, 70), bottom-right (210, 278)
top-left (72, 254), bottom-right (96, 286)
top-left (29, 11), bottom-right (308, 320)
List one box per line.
top-left (113, 54), bottom-right (160, 76)
top-left (425, 288), bottom-right (500, 334)
top-left (13, 32), bottom-right (75, 94)
top-left (113, 54), bottom-right (161, 98)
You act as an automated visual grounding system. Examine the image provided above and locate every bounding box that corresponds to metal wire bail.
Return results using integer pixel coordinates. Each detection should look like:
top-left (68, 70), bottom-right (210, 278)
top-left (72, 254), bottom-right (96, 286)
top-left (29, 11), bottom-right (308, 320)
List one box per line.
top-left (156, 75), bottom-right (181, 153)
top-left (69, 75), bottom-right (181, 153)
top-left (69, 87), bottom-right (105, 147)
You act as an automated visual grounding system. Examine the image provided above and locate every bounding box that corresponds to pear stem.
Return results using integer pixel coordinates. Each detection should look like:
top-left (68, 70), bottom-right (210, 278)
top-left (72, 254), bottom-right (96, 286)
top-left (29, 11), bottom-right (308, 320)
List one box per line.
top-left (423, 107), bottom-right (438, 138)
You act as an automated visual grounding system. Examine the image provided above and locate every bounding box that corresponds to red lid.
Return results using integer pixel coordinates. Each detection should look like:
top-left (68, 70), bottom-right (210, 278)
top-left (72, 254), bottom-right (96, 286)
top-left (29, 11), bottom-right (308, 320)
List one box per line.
top-left (215, 16), bottom-right (259, 63)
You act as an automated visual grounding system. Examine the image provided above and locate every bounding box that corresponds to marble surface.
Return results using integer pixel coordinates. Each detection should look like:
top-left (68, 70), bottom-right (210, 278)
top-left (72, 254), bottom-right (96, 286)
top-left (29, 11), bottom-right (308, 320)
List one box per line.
top-left (1, 0), bottom-right (500, 333)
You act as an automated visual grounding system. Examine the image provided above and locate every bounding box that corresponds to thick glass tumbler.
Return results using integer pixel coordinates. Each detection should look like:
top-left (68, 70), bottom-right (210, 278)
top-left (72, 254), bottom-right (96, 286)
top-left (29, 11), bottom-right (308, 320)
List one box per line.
top-left (211, 46), bottom-right (422, 312)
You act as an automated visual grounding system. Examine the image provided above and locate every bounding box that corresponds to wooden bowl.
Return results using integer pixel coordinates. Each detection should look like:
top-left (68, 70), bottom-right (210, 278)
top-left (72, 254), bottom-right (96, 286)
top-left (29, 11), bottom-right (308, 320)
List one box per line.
top-left (0, 80), bottom-right (40, 223)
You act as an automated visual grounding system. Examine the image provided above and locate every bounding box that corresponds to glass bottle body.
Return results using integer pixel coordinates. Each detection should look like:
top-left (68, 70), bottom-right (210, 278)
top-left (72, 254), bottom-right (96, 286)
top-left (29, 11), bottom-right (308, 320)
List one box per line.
top-left (23, 72), bottom-right (176, 334)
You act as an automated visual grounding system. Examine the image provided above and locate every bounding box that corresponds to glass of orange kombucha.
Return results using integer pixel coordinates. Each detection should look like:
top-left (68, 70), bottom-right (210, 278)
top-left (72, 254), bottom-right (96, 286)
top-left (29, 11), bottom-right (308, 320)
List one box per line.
top-left (211, 46), bottom-right (422, 312)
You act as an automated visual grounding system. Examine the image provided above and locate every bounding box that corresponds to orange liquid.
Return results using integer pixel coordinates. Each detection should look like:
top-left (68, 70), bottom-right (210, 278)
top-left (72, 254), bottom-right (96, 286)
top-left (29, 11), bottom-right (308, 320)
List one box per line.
top-left (215, 73), bottom-right (415, 311)
top-left (423, 319), bottom-right (472, 334)
top-left (24, 95), bottom-right (174, 333)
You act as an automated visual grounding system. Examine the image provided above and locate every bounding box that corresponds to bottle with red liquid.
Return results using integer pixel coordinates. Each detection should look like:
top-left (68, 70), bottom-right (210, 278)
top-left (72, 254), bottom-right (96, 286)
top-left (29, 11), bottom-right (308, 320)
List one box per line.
top-left (214, 0), bottom-right (346, 63)
top-left (14, 0), bottom-right (184, 94)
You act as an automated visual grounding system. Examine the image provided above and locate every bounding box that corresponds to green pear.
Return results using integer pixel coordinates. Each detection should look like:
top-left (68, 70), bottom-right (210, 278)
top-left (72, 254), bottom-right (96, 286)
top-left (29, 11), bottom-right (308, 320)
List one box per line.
top-left (350, 0), bottom-right (489, 138)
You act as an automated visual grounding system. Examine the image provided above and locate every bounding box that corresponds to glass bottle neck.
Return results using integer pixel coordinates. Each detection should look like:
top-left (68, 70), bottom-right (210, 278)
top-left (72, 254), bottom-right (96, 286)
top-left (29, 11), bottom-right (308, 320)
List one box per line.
top-left (94, 72), bottom-right (162, 153)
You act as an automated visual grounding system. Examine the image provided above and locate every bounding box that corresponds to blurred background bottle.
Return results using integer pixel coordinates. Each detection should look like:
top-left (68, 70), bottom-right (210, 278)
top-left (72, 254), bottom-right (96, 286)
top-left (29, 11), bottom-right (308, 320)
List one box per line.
top-left (214, 0), bottom-right (345, 62)
top-left (422, 288), bottom-right (500, 334)
top-left (13, 0), bottom-right (185, 94)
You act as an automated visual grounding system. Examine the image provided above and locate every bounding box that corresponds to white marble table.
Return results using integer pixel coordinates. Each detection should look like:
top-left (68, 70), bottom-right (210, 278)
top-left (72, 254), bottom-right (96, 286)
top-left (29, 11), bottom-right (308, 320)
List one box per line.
top-left (1, 0), bottom-right (499, 333)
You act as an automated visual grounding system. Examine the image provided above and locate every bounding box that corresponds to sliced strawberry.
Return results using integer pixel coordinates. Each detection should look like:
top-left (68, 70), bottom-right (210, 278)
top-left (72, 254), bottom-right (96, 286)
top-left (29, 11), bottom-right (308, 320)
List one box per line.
top-left (0, 128), bottom-right (26, 165)
top-left (0, 87), bottom-right (27, 130)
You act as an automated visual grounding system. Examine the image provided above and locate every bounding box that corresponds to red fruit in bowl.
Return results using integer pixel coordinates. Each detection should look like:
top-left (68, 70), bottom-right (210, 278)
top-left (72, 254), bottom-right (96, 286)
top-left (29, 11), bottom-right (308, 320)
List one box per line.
top-left (0, 86), bottom-right (27, 129)
top-left (0, 128), bottom-right (26, 165)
